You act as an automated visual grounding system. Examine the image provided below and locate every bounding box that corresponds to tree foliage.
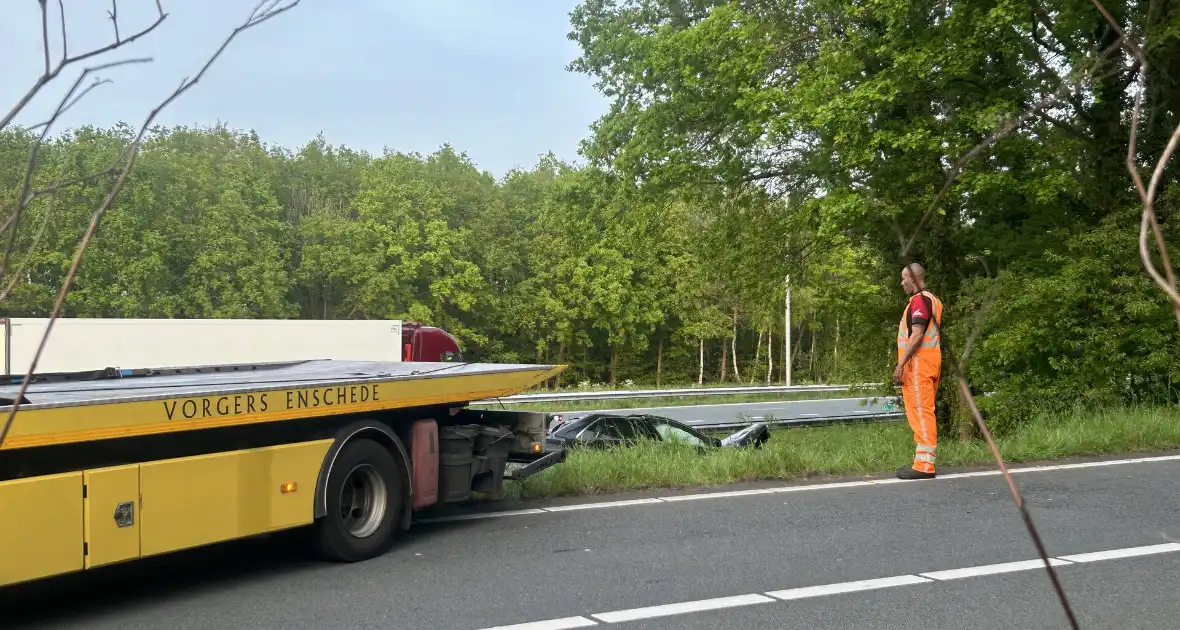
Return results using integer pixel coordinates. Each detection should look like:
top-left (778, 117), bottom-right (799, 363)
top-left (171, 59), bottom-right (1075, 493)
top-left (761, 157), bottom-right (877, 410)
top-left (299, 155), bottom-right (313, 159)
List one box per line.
top-left (0, 123), bottom-right (874, 389)
top-left (6, 0), bottom-right (1178, 432)
top-left (566, 0), bottom-right (1180, 426)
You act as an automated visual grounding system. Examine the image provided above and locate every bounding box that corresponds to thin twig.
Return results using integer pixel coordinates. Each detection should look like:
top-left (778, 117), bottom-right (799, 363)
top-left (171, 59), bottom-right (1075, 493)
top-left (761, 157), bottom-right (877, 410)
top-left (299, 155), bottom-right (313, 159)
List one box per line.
top-left (937, 4), bottom-right (1177, 629)
top-left (0, 1), bottom-right (168, 132)
top-left (40, 0), bottom-right (51, 75)
top-left (0, 57), bottom-right (152, 286)
top-left (955, 375), bottom-right (1080, 629)
top-left (0, 0), bottom-right (302, 451)
top-left (24, 167), bottom-right (122, 202)
top-left (0, 163), bottom-right (66, 303)
top-left (109, 0), bottom-right (120, 42)
top-left (900, 38), bottom-right (1124, 259)
top-left (1087, 0), bottom-right (1180, 330)
top-left (934, 285), bottom-right (1079, 628)
top-left (57, 0), bottom-right (67, 60)
top-left (893, 28), bottom-right (1126, 630)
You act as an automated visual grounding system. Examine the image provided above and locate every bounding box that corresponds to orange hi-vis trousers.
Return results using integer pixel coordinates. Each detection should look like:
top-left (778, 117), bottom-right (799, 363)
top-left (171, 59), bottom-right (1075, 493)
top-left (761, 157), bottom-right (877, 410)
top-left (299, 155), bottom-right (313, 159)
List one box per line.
top-left (898, 290), bottom-right (943, 474)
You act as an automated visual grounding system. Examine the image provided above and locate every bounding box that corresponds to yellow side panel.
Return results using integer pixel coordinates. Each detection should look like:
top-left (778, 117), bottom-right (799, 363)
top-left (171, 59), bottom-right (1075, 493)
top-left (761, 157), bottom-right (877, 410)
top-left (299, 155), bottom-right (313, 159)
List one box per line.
top-left (139, 439), bottom-right (332, 557)
top-left (2, 364), bottom-right (567, 451)
top-left (84, 464), bottom-right (141, 569)
top-left (0, 472), bottom-right (83, 587)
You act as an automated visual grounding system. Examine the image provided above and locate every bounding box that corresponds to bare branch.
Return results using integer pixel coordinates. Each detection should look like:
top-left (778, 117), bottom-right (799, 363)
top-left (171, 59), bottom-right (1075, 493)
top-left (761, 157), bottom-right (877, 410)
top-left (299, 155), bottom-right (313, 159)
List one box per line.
top-left (899, 38), bottom-right (1124, 259)
top-left (954, 374), bottom-right (1080, 629)
top-left (937, 4), bottom-right (1178, 629)
top-left (0, 0), bottom-right (302, 450)
top-left (39, 0), bottom-right (50, 75)
top-left (0, 1), bottom-right (168, 132)
top-left (109, 0), bottom-right (120, 42)
top-left (0, 57), bottom-right (153, 287)
top-left (889, 19), bottom-right (1133, 630)
top-left (57, 0), bottom-right (67, 60)
top-left (0, 163), bottom-right (66, 303)
top-left (1087, 0), bottom-right (1180, 330)
top-left (25, 167), bottom-right (121, 202)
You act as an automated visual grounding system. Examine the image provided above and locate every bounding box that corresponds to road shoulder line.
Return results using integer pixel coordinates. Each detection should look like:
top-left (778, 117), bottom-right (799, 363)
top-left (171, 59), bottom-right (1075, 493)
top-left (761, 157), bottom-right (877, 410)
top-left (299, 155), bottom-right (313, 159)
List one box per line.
top-left (476, 542), bottom-right (1180, 629)
top-left (417, 453), bottom-right (1180, 524)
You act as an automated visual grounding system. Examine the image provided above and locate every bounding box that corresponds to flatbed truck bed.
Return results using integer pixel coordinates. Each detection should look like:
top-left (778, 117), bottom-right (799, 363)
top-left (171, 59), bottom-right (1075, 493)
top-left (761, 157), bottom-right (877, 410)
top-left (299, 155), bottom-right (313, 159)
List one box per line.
top-left (0, 358), bottom-right (567, 588)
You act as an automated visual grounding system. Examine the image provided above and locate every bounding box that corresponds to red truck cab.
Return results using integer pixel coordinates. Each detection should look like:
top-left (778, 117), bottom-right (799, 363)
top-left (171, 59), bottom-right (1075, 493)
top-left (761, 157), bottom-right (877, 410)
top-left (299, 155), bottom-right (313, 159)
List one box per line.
top-left (401, 322), bottom-right (462, 362)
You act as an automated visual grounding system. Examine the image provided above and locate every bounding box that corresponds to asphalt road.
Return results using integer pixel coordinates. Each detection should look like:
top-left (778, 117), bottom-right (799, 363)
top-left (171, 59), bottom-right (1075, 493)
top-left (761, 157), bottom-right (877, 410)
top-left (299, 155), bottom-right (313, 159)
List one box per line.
top-left (578, 396), bottom-right (901, 429)
top-left (3, 452), bottom-right (1178, 629)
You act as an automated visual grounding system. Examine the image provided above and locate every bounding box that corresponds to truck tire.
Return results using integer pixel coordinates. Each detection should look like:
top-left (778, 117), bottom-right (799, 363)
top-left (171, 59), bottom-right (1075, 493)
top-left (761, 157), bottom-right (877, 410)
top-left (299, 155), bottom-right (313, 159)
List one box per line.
top-left (314, 438), bottom-right (404, 563)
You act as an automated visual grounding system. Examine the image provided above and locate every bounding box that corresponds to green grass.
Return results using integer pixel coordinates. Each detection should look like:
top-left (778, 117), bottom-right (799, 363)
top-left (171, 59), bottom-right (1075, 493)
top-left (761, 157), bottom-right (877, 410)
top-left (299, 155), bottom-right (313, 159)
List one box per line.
top-left (472, 389), bottom-right (881, 413)
top-left (493, 405), bottom-right (1180, 501)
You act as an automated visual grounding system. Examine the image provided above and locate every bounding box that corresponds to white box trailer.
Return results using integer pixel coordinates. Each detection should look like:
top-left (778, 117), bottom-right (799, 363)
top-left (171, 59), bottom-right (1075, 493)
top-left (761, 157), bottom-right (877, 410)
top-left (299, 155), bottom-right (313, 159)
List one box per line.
top-left (0, 318), bottom-right (408, 376)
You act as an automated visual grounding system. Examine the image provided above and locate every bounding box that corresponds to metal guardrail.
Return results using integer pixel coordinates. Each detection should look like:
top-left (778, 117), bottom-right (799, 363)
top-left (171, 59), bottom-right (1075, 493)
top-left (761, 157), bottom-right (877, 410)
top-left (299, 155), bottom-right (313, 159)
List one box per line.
top-left (477, 383), bottom-right (884, 405)
top-left (693, 410), bottom-right (904, 431)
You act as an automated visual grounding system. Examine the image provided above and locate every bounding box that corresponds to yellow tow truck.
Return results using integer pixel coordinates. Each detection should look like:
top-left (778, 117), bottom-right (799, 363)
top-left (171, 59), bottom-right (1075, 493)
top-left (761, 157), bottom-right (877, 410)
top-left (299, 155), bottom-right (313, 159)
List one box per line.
top-left (0, 357), bottom-right (566, 587)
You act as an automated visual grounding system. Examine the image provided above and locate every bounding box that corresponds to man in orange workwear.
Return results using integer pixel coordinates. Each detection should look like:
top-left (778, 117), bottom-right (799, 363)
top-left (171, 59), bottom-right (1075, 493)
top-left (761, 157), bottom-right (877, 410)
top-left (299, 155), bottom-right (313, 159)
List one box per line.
top-left (893, 262), bottom-right (943, 480)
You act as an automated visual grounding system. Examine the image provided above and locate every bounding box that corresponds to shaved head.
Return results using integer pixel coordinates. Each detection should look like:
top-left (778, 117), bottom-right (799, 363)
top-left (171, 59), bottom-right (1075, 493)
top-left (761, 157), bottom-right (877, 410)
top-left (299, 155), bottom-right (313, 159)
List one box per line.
top-left (906, 262), bottom-right (925, 281)
top-left (901, 262), bottom-right (926, 295)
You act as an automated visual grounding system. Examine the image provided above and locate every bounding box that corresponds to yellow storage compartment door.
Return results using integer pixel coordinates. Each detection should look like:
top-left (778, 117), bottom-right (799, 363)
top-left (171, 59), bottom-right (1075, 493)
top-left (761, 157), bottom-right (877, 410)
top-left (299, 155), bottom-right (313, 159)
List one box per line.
top-left (139, 439), bottom-right (332, 557)
top-left (0, 472), bottom-right (83, 587)
top-left (84, 464), bottom-right (141, 569)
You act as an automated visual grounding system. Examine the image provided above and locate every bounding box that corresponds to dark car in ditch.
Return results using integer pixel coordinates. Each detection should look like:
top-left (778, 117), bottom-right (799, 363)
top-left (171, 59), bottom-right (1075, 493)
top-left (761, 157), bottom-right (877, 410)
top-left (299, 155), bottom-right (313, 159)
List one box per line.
top-left (545, 412), bottom-right (770, 451)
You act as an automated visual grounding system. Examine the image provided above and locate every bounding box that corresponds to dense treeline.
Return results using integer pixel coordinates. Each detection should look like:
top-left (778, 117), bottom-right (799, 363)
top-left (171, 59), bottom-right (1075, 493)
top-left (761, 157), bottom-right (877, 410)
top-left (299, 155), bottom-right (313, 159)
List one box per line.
top-left (564, 0), bottom-right (1180, 429)
top-left (0, 125), bottom-right (886, 391)
top-left (5, 0), bottom-right (1180, 433)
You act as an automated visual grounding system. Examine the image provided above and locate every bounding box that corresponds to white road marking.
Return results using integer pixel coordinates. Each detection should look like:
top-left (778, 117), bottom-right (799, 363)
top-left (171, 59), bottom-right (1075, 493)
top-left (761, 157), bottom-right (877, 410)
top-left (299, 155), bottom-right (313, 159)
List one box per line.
top-left (480, 616), bottom-right (599, 630)
top-left (766, 574), bottom-right (932, 600)
top-left (542, 498), bottom-right (663, 512)
top-left (416, 508), bottom-right (546, 523)
top-left (799, 413), bottom-right (820, 417)
top-left (590, 594), bottom-right (775, 623)
top-left (474, 542), bottom-right (1180, 629)
top-left (417, 453), bottom-right (1180, 525)
top-left (919, 558), bottom-right (1072, 581)
top-left (661, 488), bottom-right (774, 502)
top-left (1057, 542), bottom-right (1180, 563)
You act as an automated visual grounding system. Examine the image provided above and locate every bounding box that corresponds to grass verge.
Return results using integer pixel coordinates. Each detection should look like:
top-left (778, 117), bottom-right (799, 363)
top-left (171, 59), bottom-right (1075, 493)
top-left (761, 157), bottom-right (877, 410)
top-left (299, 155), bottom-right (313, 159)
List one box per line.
top-left (496, 405), bottom-right (1180, 501)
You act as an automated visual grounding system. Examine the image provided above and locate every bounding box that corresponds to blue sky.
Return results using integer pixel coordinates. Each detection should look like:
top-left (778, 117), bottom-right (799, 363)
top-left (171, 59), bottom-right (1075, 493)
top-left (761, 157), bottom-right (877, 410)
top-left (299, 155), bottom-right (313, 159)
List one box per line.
top-left (0, 0), bottom-right (611, 178)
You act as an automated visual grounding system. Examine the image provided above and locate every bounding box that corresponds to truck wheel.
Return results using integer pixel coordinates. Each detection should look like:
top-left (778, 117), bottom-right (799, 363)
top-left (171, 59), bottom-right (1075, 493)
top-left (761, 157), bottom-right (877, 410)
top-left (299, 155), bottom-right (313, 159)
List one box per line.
top-left (315, 438), bottom-right (404, 563)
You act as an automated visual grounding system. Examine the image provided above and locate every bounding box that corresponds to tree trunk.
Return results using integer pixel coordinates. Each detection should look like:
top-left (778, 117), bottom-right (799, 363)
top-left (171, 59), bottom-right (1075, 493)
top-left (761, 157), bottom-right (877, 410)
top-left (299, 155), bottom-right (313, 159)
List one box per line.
top-left (792, 322), bottom-right (804, 367)
top-left (554, 341), bottom-right (567, 390)
top-left (610, 346), bottom-right (618, 387)
top-left (752, 328), bottom-right (764, 385)
top-left (720, 342), bottom-right (728, 382)
top-left (833, 316), bottom-right (840, 381)
top-left (783, 275), bottom-right (790, 385)
top-left (767, 326), bottom-right (773, 384)
top-left (809, 329), bottom-right (817, 381)
top-left (322, 279), bottom-right (329, 319)
top-left (698, 338), bottom-right (704, 385)
top-left (656, 336), bottom-right (664, 388)
top-left (730, 307), bottom-right (740, 382)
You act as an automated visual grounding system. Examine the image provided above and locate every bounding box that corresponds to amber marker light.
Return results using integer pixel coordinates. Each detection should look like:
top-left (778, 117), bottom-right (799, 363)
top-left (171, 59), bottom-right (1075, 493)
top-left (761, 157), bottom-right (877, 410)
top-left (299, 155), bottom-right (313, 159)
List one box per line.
top-left (530, 442), bottom-right (544, 454)
top-left (280, 481), bottom-right (297, 493)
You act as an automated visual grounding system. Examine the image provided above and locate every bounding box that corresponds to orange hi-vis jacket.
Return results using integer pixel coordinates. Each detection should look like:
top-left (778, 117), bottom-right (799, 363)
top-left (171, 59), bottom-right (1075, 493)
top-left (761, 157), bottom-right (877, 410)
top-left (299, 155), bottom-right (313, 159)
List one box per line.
top-left (897, 289), bottom-right (943, 474)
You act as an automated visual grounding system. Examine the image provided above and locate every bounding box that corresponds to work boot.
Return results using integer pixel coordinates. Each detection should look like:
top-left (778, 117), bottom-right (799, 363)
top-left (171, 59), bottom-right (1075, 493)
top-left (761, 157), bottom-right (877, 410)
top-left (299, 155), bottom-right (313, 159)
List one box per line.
top-left (896, 465), bottom-right (936, 480)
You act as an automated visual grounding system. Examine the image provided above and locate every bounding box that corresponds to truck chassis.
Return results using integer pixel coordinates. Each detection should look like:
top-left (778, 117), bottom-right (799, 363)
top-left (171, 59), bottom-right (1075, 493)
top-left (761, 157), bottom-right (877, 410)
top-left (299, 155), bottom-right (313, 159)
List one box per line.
top-left (0, 358), bottom-right (566, 587)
